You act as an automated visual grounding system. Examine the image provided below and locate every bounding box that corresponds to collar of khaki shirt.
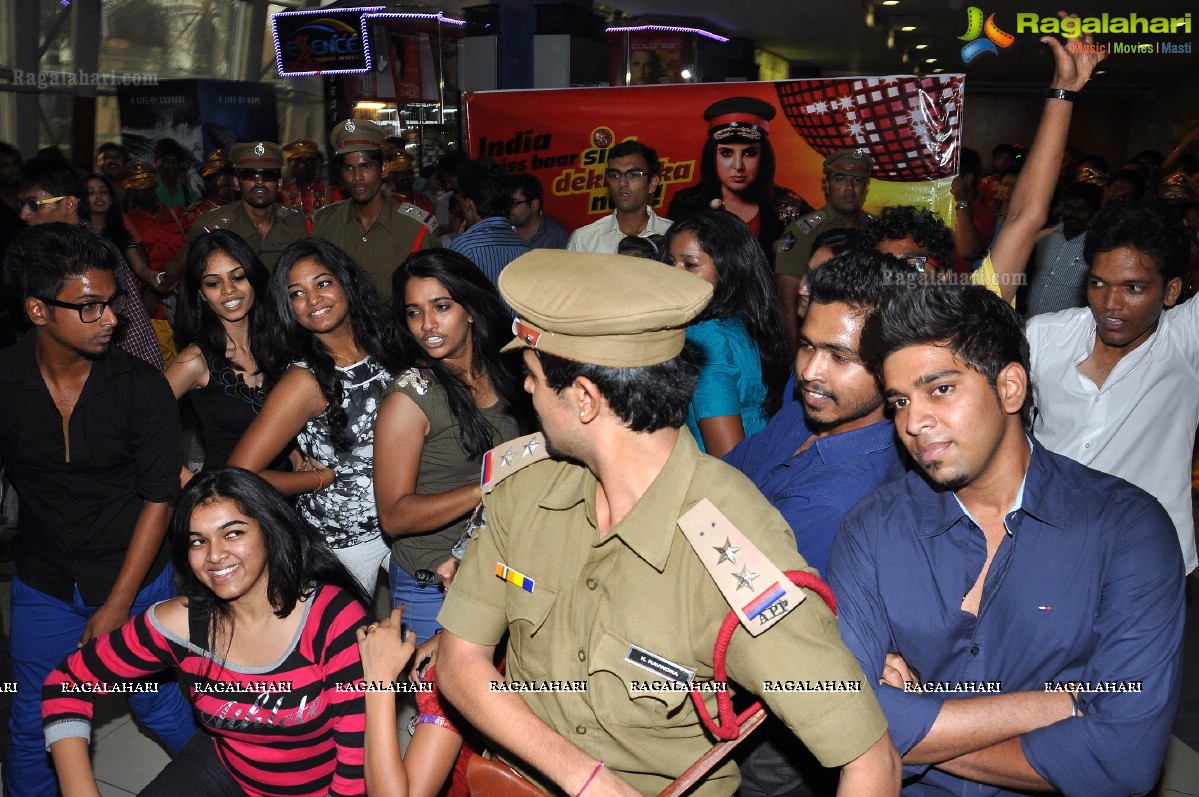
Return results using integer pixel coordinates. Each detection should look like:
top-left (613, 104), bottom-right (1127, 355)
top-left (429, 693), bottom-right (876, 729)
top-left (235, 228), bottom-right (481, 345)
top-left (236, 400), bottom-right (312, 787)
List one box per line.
top-left (536, 430), bottom-right (700, 572)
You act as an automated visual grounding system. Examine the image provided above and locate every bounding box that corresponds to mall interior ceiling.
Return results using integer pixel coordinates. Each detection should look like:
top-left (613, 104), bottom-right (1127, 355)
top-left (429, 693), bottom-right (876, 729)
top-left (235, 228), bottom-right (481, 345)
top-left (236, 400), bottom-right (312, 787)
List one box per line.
top-left (427, 0), bottom-right (1197, 87)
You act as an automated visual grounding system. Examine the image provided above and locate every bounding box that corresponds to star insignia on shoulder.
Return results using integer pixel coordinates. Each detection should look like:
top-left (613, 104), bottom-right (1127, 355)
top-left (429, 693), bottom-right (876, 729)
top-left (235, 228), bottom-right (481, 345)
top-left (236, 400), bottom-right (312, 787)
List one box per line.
top-left (500, 448), bottom-right (515, 467)
top-left (733, 564), bottom-right (760, 591)
top-left (713, 538), bottom-right (741, 566)
top-left (522, 438), bottom-right (540, 457)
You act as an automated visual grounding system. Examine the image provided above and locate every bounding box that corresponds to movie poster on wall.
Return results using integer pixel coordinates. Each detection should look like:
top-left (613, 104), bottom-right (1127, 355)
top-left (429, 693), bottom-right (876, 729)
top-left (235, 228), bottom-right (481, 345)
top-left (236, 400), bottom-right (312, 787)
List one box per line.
top-left (118, 80), bottom-right (279, 199)
top-left (466, 76), bottom-right (963, 234)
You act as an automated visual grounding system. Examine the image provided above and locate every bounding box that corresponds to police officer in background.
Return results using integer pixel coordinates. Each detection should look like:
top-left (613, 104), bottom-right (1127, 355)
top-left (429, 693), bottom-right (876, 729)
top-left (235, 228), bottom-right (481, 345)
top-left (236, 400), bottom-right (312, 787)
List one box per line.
top-left (177, 141), bottom-right (307, 273)
top-left (314, 119), bottom-right (436, 299)
top-left (775, 148), bottom-right (874, 353)
top-left (436, 250), bottom-right (900, 796)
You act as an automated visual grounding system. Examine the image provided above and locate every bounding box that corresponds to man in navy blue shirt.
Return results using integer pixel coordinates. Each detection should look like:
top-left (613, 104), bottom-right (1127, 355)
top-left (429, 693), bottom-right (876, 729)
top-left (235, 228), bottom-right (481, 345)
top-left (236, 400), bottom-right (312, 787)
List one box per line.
top-left (830, 284), bottom-right (1184, 796)
top-left (725, 249), bottom-right (906, 577)
top-left (726, 248), bottom-right (908, 797)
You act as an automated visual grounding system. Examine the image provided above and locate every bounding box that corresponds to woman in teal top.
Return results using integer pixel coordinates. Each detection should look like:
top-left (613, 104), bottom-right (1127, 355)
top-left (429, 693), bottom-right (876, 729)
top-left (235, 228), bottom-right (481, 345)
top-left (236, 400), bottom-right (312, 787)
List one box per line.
top-left (664, 211), bottom-right (789, 456)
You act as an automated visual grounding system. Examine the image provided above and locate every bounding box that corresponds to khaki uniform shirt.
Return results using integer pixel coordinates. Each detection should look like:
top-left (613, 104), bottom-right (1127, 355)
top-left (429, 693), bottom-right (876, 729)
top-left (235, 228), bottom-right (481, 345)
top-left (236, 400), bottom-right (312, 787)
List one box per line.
top-left (774, 205), bottom-right (860, 280)
top-left (185, 201), bottom-right (309, 272)
top-left (313, 194), bottom-right (436, 299)
top-left (439, 432), bottom-right (887, 796)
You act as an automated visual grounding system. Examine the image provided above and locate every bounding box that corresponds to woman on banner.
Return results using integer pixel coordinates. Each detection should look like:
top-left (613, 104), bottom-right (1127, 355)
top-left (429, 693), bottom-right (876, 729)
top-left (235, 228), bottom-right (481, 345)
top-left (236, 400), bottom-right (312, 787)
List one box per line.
top-left (666, 96), bottom-right (812, 263)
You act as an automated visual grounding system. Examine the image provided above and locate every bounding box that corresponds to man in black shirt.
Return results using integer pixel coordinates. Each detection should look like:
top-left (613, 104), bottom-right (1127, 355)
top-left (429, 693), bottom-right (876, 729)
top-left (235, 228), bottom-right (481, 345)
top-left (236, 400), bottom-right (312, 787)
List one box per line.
top-left (0, 224), bottom-right (194, 797)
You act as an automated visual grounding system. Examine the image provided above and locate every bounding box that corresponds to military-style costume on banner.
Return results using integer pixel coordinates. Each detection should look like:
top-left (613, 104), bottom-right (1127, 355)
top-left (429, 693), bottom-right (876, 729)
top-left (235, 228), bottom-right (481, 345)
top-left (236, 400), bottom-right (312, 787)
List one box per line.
top-left (313, 120), bottom-right (436, 298)
top-left (184, 141), bottom-right (307, 272)
top-left (438, 251), bottom-right (887, 796)
top-left (774, 149), bottom-right (875, 280)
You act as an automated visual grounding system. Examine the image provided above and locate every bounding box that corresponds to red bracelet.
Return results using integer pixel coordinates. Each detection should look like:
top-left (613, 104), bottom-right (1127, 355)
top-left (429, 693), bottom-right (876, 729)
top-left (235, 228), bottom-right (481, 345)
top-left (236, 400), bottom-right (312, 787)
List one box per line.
top-left (576, 761), bottom-right (603, 797)
top-left (314, 470), bottom-right (326, 491)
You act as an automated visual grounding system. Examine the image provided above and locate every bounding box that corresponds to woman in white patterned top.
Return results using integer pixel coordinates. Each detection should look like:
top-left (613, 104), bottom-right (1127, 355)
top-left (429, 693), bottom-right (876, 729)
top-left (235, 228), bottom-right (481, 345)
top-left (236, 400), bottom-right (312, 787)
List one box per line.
top-left (230, 237), bottom-right (412, 593)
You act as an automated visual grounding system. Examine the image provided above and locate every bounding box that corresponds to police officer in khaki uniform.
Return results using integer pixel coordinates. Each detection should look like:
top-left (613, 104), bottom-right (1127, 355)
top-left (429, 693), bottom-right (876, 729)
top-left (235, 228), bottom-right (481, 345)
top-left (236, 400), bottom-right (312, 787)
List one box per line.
top-left (775, 148), bottom-right (874, 353)
top-left (179, 141), bottom-right (308, 273)
top-left (436, 251), bottom-right (900, 796)
top-left (313, 119), bottom-right (436, 299)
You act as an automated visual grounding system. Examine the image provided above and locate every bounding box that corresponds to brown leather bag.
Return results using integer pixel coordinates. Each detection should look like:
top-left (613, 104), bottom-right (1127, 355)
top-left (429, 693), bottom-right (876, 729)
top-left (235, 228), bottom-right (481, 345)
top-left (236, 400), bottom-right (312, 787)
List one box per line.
top-left (465, 708), bottom-right (766, 797)
top-left (466, 754), bottom-right (543, 797)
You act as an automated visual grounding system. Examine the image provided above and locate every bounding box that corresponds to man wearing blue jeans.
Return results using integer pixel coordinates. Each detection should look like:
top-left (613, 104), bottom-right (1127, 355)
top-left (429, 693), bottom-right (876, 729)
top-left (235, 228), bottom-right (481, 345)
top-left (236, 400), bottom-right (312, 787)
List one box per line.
top-left (0, 223), bottom-right (195, 796)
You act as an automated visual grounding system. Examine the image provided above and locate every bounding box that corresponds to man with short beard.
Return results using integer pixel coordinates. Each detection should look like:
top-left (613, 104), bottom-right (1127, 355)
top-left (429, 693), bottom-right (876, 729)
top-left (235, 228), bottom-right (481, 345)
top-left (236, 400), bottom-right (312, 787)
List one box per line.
top-left (179, 141), bottom-right (307, 273)
top-left (725, 249), bottom-right (906, 577)
top-left (724, 249), bottom-right (908, 797)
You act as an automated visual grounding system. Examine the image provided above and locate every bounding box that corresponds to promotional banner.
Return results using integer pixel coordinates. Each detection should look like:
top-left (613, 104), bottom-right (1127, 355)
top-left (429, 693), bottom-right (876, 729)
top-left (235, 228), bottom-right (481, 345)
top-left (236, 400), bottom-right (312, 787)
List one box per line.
top-left (466, 77), bottom-right (964, 234)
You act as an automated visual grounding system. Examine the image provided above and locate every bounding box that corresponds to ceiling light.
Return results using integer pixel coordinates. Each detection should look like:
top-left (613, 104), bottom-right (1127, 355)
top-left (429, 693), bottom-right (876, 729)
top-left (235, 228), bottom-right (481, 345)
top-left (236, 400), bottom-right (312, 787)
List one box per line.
top-left (933, 68), bottom-right (943, 73)
top-left (925, 58), bottom-right (936, 63)
top-left (881, 0), bottom-right (899, 5)
top-left (680, 69), bottom-right (693, 79)
top-left (915, 43), bottom-right (928, 49)
top-left (901, 25), bottom-right (917, 31)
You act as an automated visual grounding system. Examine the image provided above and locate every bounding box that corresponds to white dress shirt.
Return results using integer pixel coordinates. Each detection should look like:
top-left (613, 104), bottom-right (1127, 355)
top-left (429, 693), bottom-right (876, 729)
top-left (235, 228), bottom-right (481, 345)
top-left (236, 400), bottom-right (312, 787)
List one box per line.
top-left (566, 207), bottom-right (672, 254)
top-left (1029, 300), bottom-right (1199, 573)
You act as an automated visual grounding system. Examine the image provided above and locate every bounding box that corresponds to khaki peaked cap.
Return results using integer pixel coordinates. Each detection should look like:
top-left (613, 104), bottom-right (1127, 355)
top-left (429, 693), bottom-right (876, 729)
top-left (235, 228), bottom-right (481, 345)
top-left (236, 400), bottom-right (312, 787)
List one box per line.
top-left (498, 250), bottom-right (713, 368)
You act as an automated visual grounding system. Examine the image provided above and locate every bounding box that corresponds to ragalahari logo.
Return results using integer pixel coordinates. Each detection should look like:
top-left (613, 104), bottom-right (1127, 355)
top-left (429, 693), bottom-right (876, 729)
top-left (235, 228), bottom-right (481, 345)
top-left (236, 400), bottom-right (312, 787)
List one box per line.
top-left (959, 7), bottom-right (1016, 62)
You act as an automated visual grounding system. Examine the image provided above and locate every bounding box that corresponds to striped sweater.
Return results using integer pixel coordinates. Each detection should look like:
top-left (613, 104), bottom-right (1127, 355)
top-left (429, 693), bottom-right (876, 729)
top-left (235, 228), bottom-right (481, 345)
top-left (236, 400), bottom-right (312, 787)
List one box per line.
top-left (43, 585), bottom-right (369, 796)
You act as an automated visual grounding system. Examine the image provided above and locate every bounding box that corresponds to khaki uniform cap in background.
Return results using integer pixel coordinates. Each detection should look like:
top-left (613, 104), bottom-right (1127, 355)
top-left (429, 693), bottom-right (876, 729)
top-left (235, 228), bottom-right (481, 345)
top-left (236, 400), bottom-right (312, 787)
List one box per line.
top-left (498, 250), bottom-right (714, 368)
top-left (822, 147), bottom-right (874, 178)
top-left (229, 141), bottom-right (284, 171)
top-left (330, 119), bottom-right (386, 156)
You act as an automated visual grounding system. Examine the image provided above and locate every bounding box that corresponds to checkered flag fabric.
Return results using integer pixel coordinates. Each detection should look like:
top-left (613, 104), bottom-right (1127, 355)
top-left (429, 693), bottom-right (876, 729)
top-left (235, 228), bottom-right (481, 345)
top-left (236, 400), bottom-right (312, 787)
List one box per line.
top-left (776, 74), bottom-right (964, 182)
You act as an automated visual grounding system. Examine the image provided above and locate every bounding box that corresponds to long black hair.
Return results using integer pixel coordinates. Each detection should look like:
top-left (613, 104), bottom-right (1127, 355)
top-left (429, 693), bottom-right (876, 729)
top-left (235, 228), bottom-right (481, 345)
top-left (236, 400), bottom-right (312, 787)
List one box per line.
top-left (663, 210), bottom-right (790, 416)
top-left (392, 249), bottom-right (533, 458)
top-left (695, 135), bottom-right (777, 204)
top-left (171, 468), bottom-right (372, 652)
top-left (84, 173), bottom-right (134, 249)
top-left (177, 229), bottom-right (274, 379)
top-left (265, 238), bottom-right (411, 452)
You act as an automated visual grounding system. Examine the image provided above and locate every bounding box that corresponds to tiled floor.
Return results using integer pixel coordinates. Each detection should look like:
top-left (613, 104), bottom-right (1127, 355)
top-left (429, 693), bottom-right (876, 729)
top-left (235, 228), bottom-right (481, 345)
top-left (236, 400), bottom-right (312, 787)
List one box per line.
top-left (2, 575), bottom-right (1198, 794)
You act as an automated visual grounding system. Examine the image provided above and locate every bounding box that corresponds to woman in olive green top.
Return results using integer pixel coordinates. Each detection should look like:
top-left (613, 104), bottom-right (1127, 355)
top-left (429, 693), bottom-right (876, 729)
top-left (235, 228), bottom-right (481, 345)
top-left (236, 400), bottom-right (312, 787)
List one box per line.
top-left (374, 250), bottom-right (531, 643)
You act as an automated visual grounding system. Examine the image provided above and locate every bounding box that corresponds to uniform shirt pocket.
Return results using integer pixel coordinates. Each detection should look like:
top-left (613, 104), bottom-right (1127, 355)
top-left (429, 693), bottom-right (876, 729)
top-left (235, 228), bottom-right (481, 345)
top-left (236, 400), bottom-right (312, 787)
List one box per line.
top-left (588, 631), bottom-right (691, 728)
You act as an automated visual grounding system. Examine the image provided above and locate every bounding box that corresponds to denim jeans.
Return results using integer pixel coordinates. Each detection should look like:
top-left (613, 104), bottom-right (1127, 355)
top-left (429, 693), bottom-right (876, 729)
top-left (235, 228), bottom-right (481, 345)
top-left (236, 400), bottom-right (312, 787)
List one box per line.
top-left (138, 729), bottom-right (244, 797)
top-left (388, 559), bottom-right (445, 644)
top-left (6, 566), bottom-right (196, 797)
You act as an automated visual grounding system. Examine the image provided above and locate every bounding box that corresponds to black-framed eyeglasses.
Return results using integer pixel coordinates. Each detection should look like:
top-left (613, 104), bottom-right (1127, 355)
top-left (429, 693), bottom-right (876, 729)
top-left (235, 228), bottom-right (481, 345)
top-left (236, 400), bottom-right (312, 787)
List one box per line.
top-left (236, 169), bottom-right (280, 183)
top-left (510, 197), bottom-right (532, 207)
top-left (605, 169), bottom-right (648, 183)
top-left (897, 254), bottom-right (942, 274)
top-left (17, 195), bottom-right (68, 214)
top-left (39, 291), bottom-right (128, 322)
